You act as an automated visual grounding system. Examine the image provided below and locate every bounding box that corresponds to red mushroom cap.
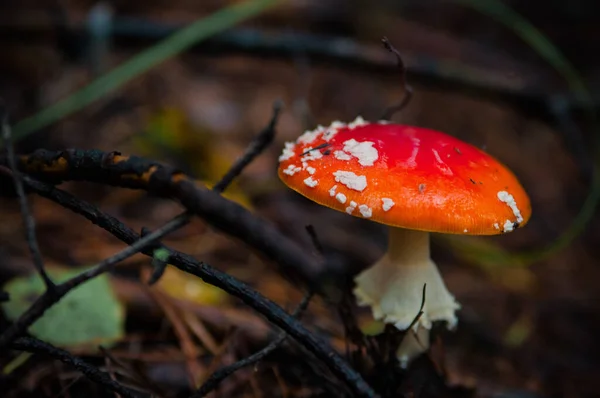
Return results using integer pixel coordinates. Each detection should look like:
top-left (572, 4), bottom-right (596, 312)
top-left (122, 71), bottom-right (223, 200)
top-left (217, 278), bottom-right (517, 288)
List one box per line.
top-left (278, 117), bottom-right (531, 235)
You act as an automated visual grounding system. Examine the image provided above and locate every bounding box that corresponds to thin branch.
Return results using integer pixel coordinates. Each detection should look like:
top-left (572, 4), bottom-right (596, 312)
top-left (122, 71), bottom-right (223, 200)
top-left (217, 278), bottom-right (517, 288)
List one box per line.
top-left (0, 106), bottom-right (55, 291)
top-left (8, 175), bottom-right (379, 398)
top-left (146, 228), bottom-right (170, 285)
top-left (305, 224), bottom-right (324, 256)
top-left (146, 101), bottom-right (283, 284)
top-left (0, 204), bottom-right (191, 350)
top-left (213, 100), bottom-right (283, 193)
top-left (380, 37), bottom-right (414, 121)
top-left (301, 143), bottom-right (331, 156)
top-left (98, 346), bottom-right (169, 397)
top-left (10, 337), bottom-right (148, 398)
top-left (385, 283), bottom-right (427, 367)
top-left (193, 291), bottom-right (313, 397)
top-left (0, 147), bottom-right (323, 285)
top-left (406, 284), bottom-right (427, 333)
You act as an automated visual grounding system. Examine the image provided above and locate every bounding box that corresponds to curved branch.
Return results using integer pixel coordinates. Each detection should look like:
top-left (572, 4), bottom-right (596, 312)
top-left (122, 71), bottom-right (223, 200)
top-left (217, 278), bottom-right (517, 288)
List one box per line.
top-left (7, 175), bottom-right (378, 398)
top-left (0, 148), bottom-right (322, 286)
top-left (10, 337), bottom-right (147, 398)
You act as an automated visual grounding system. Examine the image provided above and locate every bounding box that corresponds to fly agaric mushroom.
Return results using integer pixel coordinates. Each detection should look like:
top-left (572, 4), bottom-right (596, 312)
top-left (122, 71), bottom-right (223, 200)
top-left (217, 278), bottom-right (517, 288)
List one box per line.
top-left (277, 116), bottom-right (531, 366)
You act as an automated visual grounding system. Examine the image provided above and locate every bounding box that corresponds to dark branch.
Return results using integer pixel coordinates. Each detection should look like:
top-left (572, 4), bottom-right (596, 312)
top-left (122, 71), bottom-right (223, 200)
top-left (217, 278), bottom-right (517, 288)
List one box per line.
top-left (0, 199), bottom-right (196, 350)
top-left (0, 147), bottom-right (322, 286)
top-left (213, 100), bottom-right (283, 193)
top-left (305, 224), bottom-right (325, 256)
top-left (193, 291), bottom-right (313, 398)
top-left (301, 143), bottom-right (331, 156)
top-left (8, 176), bottom-right (378, 398)
top-left (380, 37), bottom-right (414, 121)
top-left (385, 283), bottom-right (427, 367)
top-left (10, 337), bottom-right (148, 398)
top-left (145, 227), bottom-right (170, 285)
top-left (0, 106), bottom-right (55, 291)
top-left (146, 101), bottom-right (283, 284)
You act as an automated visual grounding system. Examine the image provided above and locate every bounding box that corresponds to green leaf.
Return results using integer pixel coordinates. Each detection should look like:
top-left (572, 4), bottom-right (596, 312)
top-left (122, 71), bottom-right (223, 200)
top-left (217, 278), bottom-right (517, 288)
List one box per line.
top-left (2, 267), bottom-right (125, 349)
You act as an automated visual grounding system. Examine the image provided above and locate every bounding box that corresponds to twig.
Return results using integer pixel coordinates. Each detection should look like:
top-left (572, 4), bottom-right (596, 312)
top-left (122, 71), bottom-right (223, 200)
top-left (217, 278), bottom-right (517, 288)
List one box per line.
top-left (0, 106), bottom-right (55, 291)
top-left (10, 337), bottom-right (147, 398)
top-left (98, 346), bottom-right (168, 397)
top-left (146, 101), bottom-right (283, 284)
top-left (305, 224), bottom-right (324, 256)
top-left (380, 37), bottom-right (414, 121)
top-left (146, 229), bottom-right (170, 285)
top-left (10, 176), bottom-right (379, 398)
top-left (103, 353), bottom-right (122, 398)
top-left (0, 148), bottom-right (322, 285)
top-left (301, 143), bottom-right (331, 156)
top-left (0, 204), bottom-right (197, 350)
top-left (193, 292), bottom-right (313, 397)
top-left (406, 284), bottom-right (427, 333)
top-left (213, 100), bottom-right (283, 193)
top-left (146, 280), bottom-right (203, 388)
top-left (385, 283), bottom-right (427, 367)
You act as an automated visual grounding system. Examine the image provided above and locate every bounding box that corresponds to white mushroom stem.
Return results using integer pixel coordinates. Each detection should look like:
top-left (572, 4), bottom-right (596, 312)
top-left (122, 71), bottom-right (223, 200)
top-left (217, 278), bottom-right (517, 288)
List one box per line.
top-left (353, 228), bottom-right (460, 367)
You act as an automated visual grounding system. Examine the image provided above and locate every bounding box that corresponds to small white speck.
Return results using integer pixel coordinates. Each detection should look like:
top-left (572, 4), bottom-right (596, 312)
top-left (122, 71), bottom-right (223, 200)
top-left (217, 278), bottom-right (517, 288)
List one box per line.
top-left (503, 219), bottom-right (514, 232)
top-left (323, 121), bottom-right (345, 141)
top-left (463, 229), bottom-right (468, 233)
top-left (297, 126), bottom-right (324, 144)
top-left (358, 205), bottom-right (372, 218)
top-left (348, 116), bottom-right (367, 129)
top-left (381, 198), bottom-right (395, 211)
top-left (278, 142), bottom-right (296, 162)
top-left (306, 166), bottom-right (316, 175)
top-left (301, 148), bottom-right (323, 161)
top-left (335, 193), bottom-right (347, 204)
top-left (493, 223), bottom-right (500, 230)
top-left (282, 164), bottom-right (302, 176)
top-left (343, 139), bottom-right (379, 166)
top-left (333, 171), bottom-right (367, 191)
top-left (497, 191), bottom-right (523, 223)
top-left (334, 150), bottom-right (352, 161)
top-left (345, 201), bottom-right (357, 214)
top-left (303, 177), bottom-right (318, 188)
top-left (329, 185), bottom-right (337, 197)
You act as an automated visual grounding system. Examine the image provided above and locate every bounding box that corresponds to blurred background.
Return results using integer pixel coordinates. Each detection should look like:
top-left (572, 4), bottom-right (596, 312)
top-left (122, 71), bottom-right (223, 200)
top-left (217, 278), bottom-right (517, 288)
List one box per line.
top-left (1, 0), bottom-right (599, 397)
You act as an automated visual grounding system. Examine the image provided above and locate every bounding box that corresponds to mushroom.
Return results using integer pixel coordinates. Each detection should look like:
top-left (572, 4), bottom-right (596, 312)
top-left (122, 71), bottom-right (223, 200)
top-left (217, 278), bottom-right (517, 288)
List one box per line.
top-left (277, 117), bottom-right (531, 366)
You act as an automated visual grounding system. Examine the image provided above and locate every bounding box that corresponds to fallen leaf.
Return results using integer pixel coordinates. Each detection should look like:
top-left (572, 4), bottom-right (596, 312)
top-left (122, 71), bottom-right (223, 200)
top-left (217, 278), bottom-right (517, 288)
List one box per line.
top-left (2, 267), bottom-right (125, 349)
